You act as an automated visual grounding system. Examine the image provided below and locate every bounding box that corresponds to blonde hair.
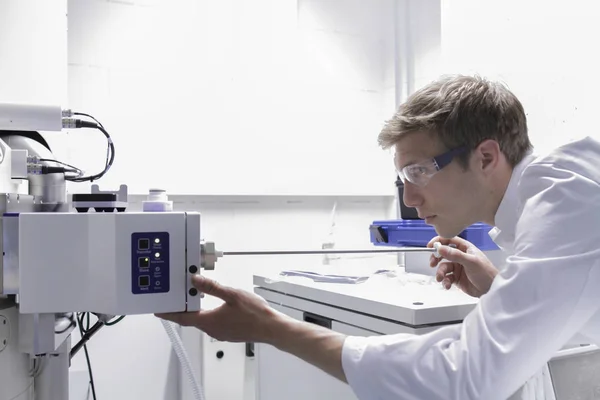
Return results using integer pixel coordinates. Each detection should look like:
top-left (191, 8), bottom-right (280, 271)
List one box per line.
top-left (378, 75), bottom-right (532, 167)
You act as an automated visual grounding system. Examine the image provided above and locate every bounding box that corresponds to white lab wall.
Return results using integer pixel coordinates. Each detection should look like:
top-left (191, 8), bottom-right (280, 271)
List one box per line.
top-left (65, 0), bottom-right (401, 399)
top-left (0, 0), bottom-right (71, 161)
top-left (66, 0), bottom-right (398, 196)
top-left (0, 0), bottom-right (67, 105)
top-left (394, 0), bottom-right (442, 100)
top-left (439, 0), bottom-right (600, 155)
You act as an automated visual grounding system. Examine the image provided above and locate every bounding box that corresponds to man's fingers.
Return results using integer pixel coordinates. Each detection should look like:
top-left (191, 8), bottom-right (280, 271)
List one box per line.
top-left (427, 236), bottom-right (444, 248)
top-left (191, 275), bottom-right (235, 302)
top-left (427, 236), bottom-right (471, 252)
top-left (427, 236), bottom-right (462, 247)
top-left (435, 261), bottom-right (457, 289)
top-left (429, 245), bottom-right (450, 266)
top-left (156, 308), bottom-right (217, 329)
top-left (436, 261), bottom-right (454, 282)
top-left (436, 244), bottom-right (475, 264)
top-left (442, 275), bottom-right (456, 290)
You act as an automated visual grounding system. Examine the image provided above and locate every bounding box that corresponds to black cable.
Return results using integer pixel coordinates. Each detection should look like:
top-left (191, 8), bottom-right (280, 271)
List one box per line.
top-left (76, 313), bottom-right (87, 333)
top-left (39, 158), bottom-right (83, 178)
top-left (77, 316), bottom-right (98, 400)
top-left (84, 345), bottom-right (97, 400)
top-left (104, 315), bottom-right (126, 326)
top-left (71, 320), bottom-right (104, 359)
top-left (55, 313), bottom-right (77, 334)
top-left (55, 319), bottom-right (76, 334)
top-left (71, 313), bottom-right (125, 358)
top-left (66, 120), bottom-right (114, 183)
top-left (30, 113), bottom-right (114, 183)
top-left (73, 113), bottom-right (111, 170)
top-left (69, 310), bottom-right (127, 400)
top-left (73, 112), bottom-right (104, 129)
top-left (52, 114), bottom-right (114, 183)
top-left (39, 165), bottom-right (81, 179)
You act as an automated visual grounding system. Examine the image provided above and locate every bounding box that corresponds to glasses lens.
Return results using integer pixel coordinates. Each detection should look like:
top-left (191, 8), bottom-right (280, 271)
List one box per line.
top-left (401, 163), bottom-right (437, 187)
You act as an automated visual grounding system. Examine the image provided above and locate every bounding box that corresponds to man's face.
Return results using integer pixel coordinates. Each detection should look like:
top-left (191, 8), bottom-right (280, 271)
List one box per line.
top-left (394, 132), bottom-right (484, 238)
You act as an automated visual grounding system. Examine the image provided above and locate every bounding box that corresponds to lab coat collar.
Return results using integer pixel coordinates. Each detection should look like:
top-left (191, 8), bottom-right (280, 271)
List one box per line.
top-left (488, 151), bottom-right (536, 252)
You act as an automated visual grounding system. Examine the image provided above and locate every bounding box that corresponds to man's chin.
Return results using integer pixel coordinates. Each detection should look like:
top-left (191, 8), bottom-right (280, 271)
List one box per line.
top-left (432, 224), bottom-right (463, 239)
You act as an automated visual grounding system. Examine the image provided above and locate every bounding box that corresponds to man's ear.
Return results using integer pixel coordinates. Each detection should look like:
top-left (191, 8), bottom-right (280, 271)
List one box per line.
top-left (474, 139), bottom-right (502, 173)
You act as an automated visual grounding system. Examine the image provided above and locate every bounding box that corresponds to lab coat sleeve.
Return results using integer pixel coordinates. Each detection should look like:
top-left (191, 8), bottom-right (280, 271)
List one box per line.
top-left (341, 162), bottom-right (600, 400)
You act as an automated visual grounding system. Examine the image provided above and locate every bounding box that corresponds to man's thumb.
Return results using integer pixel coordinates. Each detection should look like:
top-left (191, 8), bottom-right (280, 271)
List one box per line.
top-left (191, 275), bottom-right (233, 301)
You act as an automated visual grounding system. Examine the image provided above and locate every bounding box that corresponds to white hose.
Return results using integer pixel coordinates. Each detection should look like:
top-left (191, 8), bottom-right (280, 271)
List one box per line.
top-left (161, 319), bottom-right (206, 400)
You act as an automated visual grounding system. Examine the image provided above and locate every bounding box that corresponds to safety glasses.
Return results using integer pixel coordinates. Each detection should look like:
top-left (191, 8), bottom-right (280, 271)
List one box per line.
top-left (396, 147), bottom-right (467, 187)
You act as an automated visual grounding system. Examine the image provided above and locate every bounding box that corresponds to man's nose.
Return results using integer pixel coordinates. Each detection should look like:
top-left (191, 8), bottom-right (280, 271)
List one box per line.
top-left (402, 181), bottom-right (423, 208)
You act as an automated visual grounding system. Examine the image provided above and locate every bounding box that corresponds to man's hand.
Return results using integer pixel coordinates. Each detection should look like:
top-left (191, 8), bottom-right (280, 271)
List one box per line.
top-left (156, 274), bottom-right (285, 343)
top-left (427, 236), bottom-right (498, 298)
top-left (156, 274), bottom-right (348, 382)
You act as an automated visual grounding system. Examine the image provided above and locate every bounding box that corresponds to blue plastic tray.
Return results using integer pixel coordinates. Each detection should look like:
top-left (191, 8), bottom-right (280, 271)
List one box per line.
top-left (369, 219), bottom-right (499, 250)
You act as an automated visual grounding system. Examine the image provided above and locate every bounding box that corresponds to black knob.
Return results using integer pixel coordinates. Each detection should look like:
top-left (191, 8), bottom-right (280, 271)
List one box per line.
top-left (216, 350), bottom-right (224, 359)
top-left (189, 265), bottom-right (198, 274)
top-left (189, 288), bottom-right (198, 296)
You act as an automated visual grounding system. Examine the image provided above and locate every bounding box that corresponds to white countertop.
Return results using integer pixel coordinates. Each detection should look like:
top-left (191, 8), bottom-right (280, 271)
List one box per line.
top-left (253, 265), bottom-right (478, 326)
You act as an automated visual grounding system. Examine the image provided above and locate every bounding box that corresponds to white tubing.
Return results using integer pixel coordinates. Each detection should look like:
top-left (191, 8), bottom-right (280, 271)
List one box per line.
top-left (161, 319), bottom-right (205, 400)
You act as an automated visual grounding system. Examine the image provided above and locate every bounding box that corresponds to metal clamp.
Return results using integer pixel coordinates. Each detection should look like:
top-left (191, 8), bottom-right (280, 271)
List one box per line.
top-left (201, 242), bottom-right (223, 270)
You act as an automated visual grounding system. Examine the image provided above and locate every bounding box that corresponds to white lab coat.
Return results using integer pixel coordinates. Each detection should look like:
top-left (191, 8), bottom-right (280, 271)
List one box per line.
top-left (341, 136), bottom-right (600, 400)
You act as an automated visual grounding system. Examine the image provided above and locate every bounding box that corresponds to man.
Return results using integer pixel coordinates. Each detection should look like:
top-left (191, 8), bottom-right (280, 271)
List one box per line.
top-left (158, 75), bottom-right (600, 399)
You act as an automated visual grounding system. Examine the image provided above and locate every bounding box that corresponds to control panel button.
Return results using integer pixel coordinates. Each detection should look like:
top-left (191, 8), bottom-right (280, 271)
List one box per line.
top-left (138, 238), bottom-right (150, 250)
top-left (139, 275), bottom-right (150, 287)
top-left (138, 257), bottom-right (150, 269)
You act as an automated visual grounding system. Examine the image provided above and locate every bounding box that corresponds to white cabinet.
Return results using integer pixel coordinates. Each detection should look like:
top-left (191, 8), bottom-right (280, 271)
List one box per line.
top-left (200, 335), bottom-right (251, 400)
top-left (255, 303), bottom-right (374, 400)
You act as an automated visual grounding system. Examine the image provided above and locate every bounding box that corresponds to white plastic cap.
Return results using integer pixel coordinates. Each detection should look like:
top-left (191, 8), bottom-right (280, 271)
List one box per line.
top-left (433, 242), bottom-right (456, 258)
top-left (433, 242), bottom-right (442, 258)
top-left (142, 188), bottom-right (173, 212)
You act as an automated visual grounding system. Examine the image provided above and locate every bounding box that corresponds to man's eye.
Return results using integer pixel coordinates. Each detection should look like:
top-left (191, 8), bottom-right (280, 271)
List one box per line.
top-left (410, 166), bottom-right (428, 175)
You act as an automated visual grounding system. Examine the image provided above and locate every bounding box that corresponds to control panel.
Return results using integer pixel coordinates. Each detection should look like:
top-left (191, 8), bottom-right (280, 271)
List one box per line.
top-left (131, 232), bottom-right (170, 294)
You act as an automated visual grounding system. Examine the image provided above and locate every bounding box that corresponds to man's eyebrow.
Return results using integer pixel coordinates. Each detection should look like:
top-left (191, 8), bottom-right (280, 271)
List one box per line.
top-left (397, 157), bottom-right (418, 170)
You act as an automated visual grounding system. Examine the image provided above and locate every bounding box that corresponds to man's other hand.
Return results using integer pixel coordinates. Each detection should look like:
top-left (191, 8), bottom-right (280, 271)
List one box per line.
top-left (428, 236), bottom-right (499, 297)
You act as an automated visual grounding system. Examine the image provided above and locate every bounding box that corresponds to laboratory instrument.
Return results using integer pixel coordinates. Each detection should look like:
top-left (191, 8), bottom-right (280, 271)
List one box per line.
top-left (0, 103), bottom-right (202, 400)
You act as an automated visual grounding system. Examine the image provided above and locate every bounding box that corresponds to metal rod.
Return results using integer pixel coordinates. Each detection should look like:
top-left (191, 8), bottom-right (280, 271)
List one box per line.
top-left (222, 248), bottom-right (435, 256)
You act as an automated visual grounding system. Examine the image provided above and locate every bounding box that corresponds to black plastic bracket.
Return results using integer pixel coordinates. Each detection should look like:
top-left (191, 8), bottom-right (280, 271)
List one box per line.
top-left (369, 224), bottom-right (388, 244)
